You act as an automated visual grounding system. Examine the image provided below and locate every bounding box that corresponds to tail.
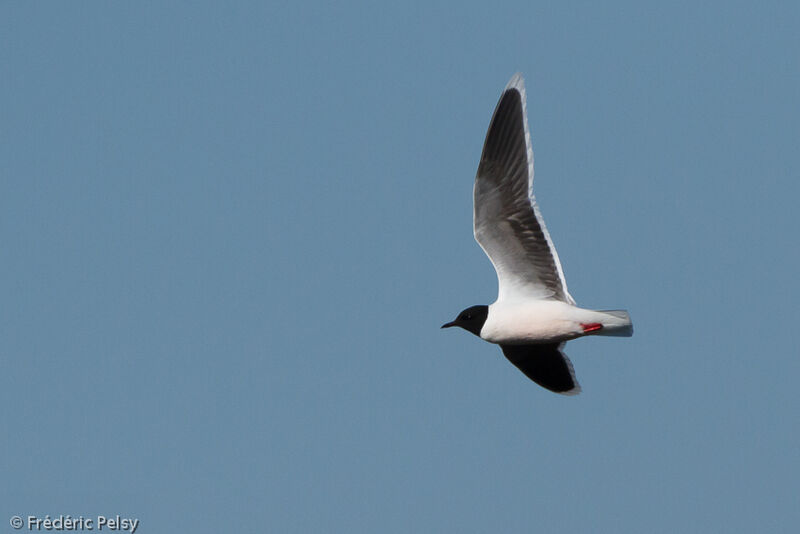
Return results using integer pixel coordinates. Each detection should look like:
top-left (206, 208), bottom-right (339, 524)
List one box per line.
top-left (596, 310), bottom-right (633, 337)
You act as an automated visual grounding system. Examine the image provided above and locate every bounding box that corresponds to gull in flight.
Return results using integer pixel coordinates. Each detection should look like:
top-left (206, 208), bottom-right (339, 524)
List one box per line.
top-left (442, 73), bottom-right (633, 395)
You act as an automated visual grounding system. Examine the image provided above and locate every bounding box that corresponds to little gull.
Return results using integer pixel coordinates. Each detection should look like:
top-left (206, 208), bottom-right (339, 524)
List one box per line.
top-left (442, 73), bottom-right (633, 395)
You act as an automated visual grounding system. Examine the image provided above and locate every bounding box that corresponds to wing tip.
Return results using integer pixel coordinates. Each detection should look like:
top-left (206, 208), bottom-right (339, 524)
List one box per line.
top-left (505, 72), bottom-right (526, 93)
top-left (558, 351), bottom-right (582, 395)
top-left (559, 383), bottom-right (582, 396)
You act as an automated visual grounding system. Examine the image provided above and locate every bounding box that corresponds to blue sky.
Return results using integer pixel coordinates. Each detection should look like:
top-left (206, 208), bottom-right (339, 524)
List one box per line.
top-left (1, 1), bottom-right (798, 532)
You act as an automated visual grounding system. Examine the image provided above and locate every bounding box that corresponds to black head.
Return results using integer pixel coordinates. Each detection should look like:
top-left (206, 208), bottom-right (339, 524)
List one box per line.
top-left (441, 305), bottom-right (489, 337)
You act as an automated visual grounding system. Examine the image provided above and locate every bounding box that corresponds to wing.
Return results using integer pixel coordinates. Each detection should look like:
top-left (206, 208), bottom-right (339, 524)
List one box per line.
top-left (474, 73), bottom-right (574, 304)
top-left (500, 342), bottom-right (581, 395)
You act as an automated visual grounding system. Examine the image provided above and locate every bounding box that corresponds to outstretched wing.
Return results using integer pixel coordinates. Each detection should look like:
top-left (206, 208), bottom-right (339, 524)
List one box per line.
top-left (500, 342), bottom-right (581, 395)
top-left (474, 73), bottom-right (574, 304)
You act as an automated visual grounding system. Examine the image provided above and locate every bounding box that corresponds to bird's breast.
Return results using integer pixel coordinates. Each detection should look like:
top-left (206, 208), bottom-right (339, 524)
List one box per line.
top-left (480, 300), bottom-right (582, 344)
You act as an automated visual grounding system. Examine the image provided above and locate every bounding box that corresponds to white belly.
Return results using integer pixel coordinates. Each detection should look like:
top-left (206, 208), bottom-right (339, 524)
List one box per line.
top-left (480, 300), bottom-right (595, 344)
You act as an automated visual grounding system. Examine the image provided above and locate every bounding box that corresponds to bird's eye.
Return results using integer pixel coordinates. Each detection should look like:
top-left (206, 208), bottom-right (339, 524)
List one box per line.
top-left (463, 314), bottom-right (472, 320)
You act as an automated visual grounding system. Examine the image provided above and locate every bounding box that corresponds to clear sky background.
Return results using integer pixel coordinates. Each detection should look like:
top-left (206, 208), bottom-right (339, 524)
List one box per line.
top-left (2, 1), bottom-right (799, 533)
